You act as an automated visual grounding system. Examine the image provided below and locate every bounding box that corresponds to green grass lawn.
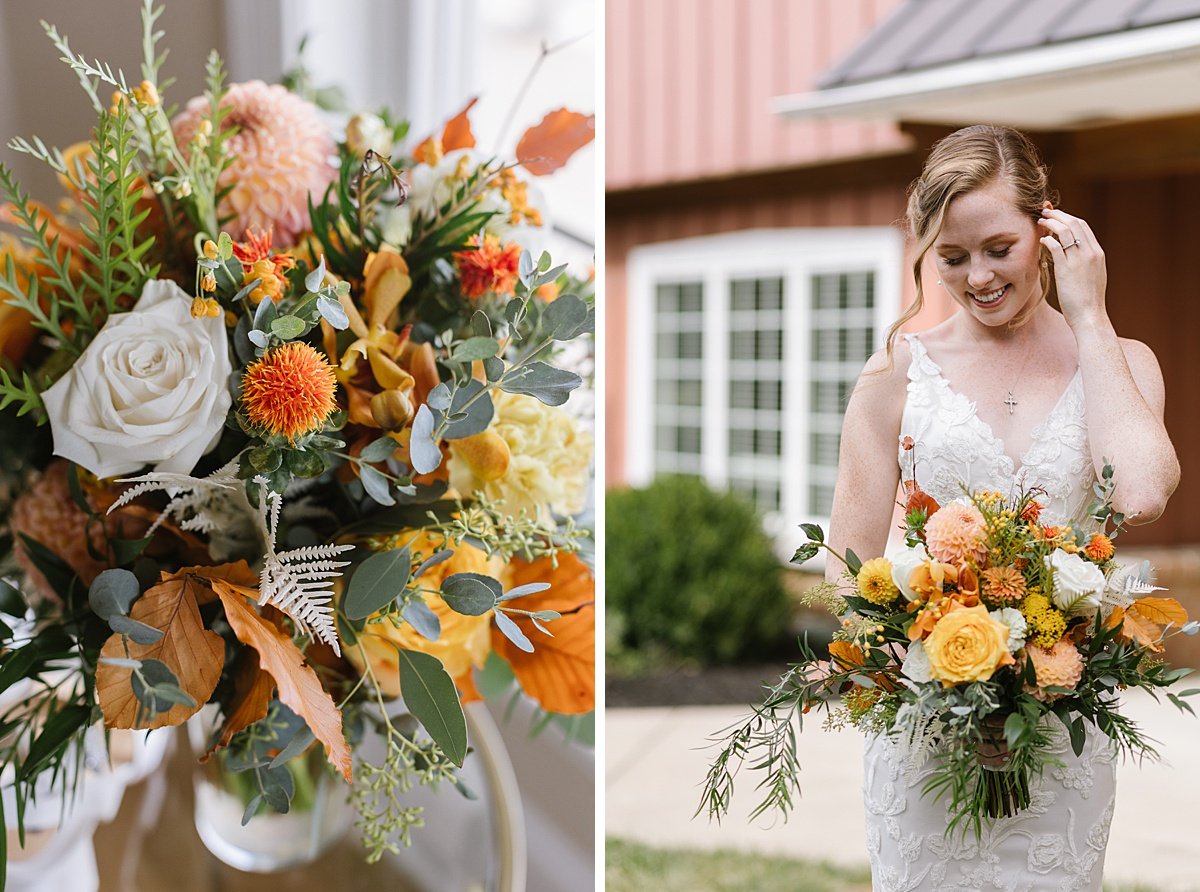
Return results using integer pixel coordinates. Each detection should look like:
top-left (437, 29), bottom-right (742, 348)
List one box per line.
top-left (605, 837), bottom-right (1177, 892)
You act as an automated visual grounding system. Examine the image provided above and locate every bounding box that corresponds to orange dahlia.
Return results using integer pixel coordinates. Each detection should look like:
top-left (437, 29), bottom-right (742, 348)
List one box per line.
top-left (1084, 533), bottom-right (1115, 563)
top-left (454, 234), bottom-right (521, 299)
top-left (172, 81), bottom-right (336, 245)
top-left (241, 342), bottom-right (338, 441)
top-left (1025, 640), bottom-right (1084, 701)
top-left (924, 501), bottom-right (988, 566)
top-left (980, 566), bottom-right (1027, 606)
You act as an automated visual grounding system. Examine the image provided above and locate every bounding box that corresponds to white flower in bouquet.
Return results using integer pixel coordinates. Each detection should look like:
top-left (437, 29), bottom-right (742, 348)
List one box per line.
top-left (447, 391), bottom-right (592, 524)
top-left (380, 203), bottom-right (413, 249)
top-left (345, 112), bottom-right (394, 158)
top-left (900, 640), bottom-right (932, 683)
top-left (990, 607), bottom-right (1028, 653)
top-left (41, 280), bottom-right (232, 478)
top-left (1045, 548), bottom-right (1105, 615)
top-left (890, 542), bottom-right (930, 602)
top-left (407, 148), bottom-right (549, 249)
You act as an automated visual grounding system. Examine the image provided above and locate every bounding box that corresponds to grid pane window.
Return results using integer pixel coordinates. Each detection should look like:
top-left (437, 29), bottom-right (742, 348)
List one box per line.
top-left (727, 277), bottom-right (785, 516)
top-left (808, 271), bottom-right (876, 515)
top-left (653, 282), bottom-right (705, 474)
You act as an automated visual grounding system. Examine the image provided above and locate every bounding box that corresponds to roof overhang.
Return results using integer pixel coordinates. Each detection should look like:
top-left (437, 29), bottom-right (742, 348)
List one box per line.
top-left (772, 17), bottom-right (1200, 129)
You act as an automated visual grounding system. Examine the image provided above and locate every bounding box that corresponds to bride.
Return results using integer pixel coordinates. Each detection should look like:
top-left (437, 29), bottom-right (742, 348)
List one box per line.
top-left (828, 125), bottom-right (1180, 890)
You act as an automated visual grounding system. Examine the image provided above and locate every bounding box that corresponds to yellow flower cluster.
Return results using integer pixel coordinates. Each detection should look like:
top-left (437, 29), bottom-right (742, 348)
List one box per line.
top-left (856, 557), bottom-right (899, 605)
top-left (1020, 591), bottom-right (1067, 648)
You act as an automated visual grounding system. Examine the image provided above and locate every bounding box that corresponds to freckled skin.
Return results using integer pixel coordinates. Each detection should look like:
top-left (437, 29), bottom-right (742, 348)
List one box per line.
top-left (826, 180), bottom-right (1179, 582)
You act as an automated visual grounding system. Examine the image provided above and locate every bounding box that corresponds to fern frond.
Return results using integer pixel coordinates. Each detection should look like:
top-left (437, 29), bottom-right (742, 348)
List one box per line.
top-left (252, 478), bottom-right (351, 655)
top-left (76, 105), bottom-right (157, 321)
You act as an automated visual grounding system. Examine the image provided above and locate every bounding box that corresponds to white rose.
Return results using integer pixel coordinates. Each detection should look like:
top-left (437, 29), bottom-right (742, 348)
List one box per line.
top-left (42, 279), bottom-right (232, 478)
top-left (890, 543), bottom-right (930, 602)
top-left (1045, 549), bottom-right (1105, 615)
top-left (901, 641), bottom-right (932, 683)
top-left (990, 607), bottom-right (1027, 653)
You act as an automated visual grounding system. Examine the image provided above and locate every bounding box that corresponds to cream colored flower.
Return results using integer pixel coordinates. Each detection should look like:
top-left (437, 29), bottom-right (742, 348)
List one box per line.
top-left (448, 392), bottom-right (592, 523)
top-left (41, 280), bottom-right (231, 477)
top-left (924, 604), bottom-right (1014, 686)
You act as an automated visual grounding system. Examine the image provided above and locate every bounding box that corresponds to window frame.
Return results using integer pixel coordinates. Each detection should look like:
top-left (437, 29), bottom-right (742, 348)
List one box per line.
top-left (626, 227), bottom-right (904, 546)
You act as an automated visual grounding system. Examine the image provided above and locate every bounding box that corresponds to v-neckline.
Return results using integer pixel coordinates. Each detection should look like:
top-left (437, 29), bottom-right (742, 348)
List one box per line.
top-left (911, 336), bottom-right (1081, 476)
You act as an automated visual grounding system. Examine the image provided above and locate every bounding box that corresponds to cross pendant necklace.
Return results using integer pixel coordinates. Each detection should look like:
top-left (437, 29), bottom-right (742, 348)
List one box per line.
top-left (1004, 391), bottom-right (1018, 414)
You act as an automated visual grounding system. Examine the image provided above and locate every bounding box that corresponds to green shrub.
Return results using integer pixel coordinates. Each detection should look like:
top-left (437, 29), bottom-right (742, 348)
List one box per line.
top-left (606, 475), bottom-right (792, 667)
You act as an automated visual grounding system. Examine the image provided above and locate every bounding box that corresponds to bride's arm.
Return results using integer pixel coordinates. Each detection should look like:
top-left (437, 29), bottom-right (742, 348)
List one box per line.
top-left (825, 347), bottom-right (907, 583)
top-left (1038, 207), bottom-right (1179, 524)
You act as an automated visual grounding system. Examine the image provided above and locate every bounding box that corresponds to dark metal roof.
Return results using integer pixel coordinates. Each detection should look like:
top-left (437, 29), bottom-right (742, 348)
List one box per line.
top-left (818, 0), bottom-right (1200, 89)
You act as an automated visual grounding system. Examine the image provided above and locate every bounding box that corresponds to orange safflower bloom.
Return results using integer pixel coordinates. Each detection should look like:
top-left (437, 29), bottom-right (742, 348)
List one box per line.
top-left (1084, 533), bottom-right (1115, 563)
top-left (1020, 500), bottom-right (1043, 524)
top-left (454, 234), bottom-right (521, 299)
top-left (241, 342), bottom-right (338, 441)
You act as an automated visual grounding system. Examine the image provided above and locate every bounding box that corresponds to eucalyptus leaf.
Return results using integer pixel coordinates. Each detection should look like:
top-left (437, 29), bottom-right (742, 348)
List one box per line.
top-left (449, 337), bottom-right (500, 363)
top-left (359, 465), bottom-right (396, 506)
top-left (518, 250), bottom-right (535, 282)
top-left (503, 298), bottom-right (524, 326)
top-left (443, 379), bottom-right (494, 439)
top-left (470, 311), bottom-right (492, 338)
top-left (343, 548), bottom-right (412, 620)
top-left (108, 614), bottom-right (164, 645)
top-left (401, 599), bottom-right (441, 641)
top-left (305, 256), bottom-right (327, 292)
top-left (410, 404), bottom-right (442, 475)
top-left (89, 569), bottom-right (141, 621)
top-left (426, 382), bottom-right (451, 411)
top-left (493, 610), bottom-right (533, 653)
top-left (413, 549), bottom-right (454, 578)
top-left (247, 329), bottom-right (270, 349)
top-left (269, 726), bottom-right (317, 769)
top-left (499, 361), bottom-right (580, 407)
top-left (499, 582), bottom-right (551, 601)
top-left (397, 648), bottom-right (467, 765)
top-left (270, 315), bottom-right (307, 340)
top-left (441, 573), bottom-right (502, 615)
top-left (237, 278), bottom-right (264, 304)
top-left (482, 357), bottom-right (504, 382)
top-left (316, 295), bottom-right (349, 330)
top-left (253, 295), bottom-right (277, 331)
top-left (359, 436), bottom-right (400, 464)
top-left (541, 293), bottom-right (590, 341)
top-left (98, 657), bottom-right (142, 670)
top-left (217, 231), bottom-right (233, 259)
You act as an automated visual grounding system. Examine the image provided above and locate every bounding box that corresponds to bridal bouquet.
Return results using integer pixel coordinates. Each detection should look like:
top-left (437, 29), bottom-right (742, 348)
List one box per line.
top-left (701, 445), bottom-right (1196, 834)
top-left (0, 0), bottom-right (594, 868)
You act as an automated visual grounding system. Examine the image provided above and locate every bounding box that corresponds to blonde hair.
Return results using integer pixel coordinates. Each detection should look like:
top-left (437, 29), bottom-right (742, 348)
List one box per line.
top-left (884, 125), bottom-right (1059, 366)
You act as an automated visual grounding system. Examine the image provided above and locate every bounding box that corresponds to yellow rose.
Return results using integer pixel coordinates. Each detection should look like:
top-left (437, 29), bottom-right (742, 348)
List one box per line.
top-left (924, 604), bottom-right (1014, 686)
top-left (344, 530), bottom-right (497, 696)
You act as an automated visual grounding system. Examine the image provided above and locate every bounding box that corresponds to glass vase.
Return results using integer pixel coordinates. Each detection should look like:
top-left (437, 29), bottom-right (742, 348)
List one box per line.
top-left (188, 712), bottom-right (353, 872)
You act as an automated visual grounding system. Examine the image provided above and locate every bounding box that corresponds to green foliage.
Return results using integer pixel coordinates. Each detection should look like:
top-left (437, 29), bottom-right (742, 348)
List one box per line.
top-left (606, 475), bottom-right (792, 667)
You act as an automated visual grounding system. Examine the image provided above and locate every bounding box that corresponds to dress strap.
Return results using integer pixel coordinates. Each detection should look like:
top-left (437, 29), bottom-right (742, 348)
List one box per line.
top-left (901, 333), bottom-right (934, 384)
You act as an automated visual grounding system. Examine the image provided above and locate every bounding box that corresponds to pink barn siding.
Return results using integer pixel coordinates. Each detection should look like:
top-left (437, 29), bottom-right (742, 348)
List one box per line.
top-left (605, 0), bottom-right (910, 189)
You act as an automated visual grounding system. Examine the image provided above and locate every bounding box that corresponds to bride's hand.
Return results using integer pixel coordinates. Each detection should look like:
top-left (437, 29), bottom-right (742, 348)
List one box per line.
top-left (1038, 204), bottom-right (1109, 330)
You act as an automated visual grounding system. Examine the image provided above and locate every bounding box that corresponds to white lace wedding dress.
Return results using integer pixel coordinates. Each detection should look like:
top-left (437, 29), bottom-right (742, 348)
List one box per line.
top-left (861, 334), bottom-right (1117, 892)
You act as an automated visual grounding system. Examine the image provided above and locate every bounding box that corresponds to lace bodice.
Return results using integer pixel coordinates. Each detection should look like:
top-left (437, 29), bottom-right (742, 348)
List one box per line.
top-left (899, 334), bottom-right (1095, 527)
top-left (863, 333), bottom-right (1115, 891)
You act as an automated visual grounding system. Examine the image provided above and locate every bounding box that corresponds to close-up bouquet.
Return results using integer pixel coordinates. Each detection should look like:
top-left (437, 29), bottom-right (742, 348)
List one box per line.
top-left (701, 442), bottom-right (1197, 835)
top-left (0, 0), bottom-right (595, 880)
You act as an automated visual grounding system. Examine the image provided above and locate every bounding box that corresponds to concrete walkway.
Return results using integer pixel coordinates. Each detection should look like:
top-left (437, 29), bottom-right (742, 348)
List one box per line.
top-left (607, 687), bottom-right (1200, 891)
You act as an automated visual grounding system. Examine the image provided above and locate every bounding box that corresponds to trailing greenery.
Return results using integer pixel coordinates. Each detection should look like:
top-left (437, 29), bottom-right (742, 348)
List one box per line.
top-left (606, 476), bottom-right (792, 668)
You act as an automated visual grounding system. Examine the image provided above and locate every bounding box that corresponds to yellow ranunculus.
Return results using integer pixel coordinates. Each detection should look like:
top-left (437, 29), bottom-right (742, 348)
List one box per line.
top-left (344, 530), bottom-right (497, 696)
top-left (924, 604), bottom-right (1014, 686)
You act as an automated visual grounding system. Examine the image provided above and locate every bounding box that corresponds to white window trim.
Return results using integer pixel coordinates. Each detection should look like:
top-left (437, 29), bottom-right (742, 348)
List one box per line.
top-left (626, 227), bottom-right (904, 552)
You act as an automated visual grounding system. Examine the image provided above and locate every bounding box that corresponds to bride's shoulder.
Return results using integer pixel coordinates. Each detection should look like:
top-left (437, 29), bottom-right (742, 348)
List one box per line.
top-left (852, 338), bottom-right (910, 410)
